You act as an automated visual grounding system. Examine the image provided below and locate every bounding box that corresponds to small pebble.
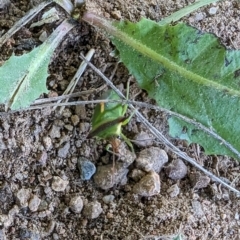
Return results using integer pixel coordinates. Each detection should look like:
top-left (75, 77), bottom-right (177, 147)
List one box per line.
top-left (48, 125), bottom-right (61, 138)
top-left (94, 163), bottom-right (129, 190)
top-left (19, 228), bottom-right (32, 239)
top-left (53, 233), bottom-right (59, 240)
top-left (114, 139), bottom-right (136, 168)
top-left (16, 188), bottom-right (31, 207)
top-left (38, 200), bottom-right (48, 212)
top-left (71, 115), bottom-right (79, 126)
top-left (136, 147), bottom-right (168, 173)
top-left (37, 151), bottom-right (48, 166)
top-left (133, 131), bottom-right (153, 147)
top-left (51, 176), bottom-right (69, 192)
top-left (111, 10), bottom-right (122, 19)
top-left (195, 12), bottom-right (204, 21)
top-left (209, 7), bottom-right (217, 15)
top-left (78, 157), bottom-right (96, 180)
top-left (167, 184), bottom-right (180, 198)
top-left (0, 229), bottom-right (6, 240)
top-left (69, 196), bottom-right (83, 213)
top-left (106, 212), bottom-right (114, 219)
top-left (82, 201), bottom-right (103, 219)
top-left (15, 173), bottom-right (23, 181)
top-left (42, 136), bottom-right (52, 151)
top-left (133, 171), bottom-right (160, 197)
top-left (102, 195), bottom-right (115, 204)
top-left (1, 205), bottom-right (19, 228)
top-left (62, 108), bottom-right (72, 118)
top-left (165, 159), bottom-right (187, 180)
top-left (39, 31), bottom-right (48, 42)
top-left (0, 0), bottom-right (10, 9)
top-left (129, 169), bottom-right (146, 182)
top-left (189, 172), bottom-right (210, 190)
top-left (75, 105), bottom-right (86, 119)
top-left (42, 220), bottom-right (56, 238)
top-left (191, 200), bottom-right (204, 217)
top-left (0, 214), bottom-right (8, 227)
top-left (222, 189), bottom-right (230, 201)
top-left (79, 122), bottom-right (90, 133)
top-left (64, 124), bottom-right (73, 131)
top-left (58, 142), bottom-right (70, 158)
top-left (28, 195), bottom-right (41, 212)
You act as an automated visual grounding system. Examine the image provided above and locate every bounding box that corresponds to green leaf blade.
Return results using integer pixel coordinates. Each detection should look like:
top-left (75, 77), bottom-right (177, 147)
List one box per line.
top-left (0, 19), bottom-right (74, 110)
top-left (110, 19), bottom-right (240, 158)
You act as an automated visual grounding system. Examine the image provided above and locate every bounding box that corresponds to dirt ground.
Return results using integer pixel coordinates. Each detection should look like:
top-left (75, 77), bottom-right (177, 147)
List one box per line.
top-left (1, 0), bottom-right (240, 239)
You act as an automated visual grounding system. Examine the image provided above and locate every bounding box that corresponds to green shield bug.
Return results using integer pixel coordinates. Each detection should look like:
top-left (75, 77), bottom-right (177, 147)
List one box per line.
top-left (87, 86), bottom-right (134, 152)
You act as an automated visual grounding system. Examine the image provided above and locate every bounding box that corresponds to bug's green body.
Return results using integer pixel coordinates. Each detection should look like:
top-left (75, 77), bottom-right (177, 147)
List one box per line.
top-left (87, 89), bottom-right (134, 152)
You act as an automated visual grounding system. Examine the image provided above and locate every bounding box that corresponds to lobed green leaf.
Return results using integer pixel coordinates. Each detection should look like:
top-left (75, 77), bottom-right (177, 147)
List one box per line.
top-left (107, 19), bottom-right (240, 158)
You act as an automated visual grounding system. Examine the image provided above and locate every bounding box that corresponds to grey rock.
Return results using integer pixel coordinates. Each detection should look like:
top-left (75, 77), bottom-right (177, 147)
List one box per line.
top-left (37, 151), bottom-right (48, 166)
top-left (192, 200), bottom-right (204, 217)
top-left (52, 233), bottom-right (59, 240)
top-left (167, 184), bottom-right (180, 198)
top-left (209, 7), bottom-right (217, 15)
top-left (82, 201), bottom-right (102, 219)
top-left (49, 125), bottom-right (61, 138)
top-left (39, 31), bottom-right (48, 42)
top-left (79, 122), bottom-right (90, 133)
top-left (129, 169), bottom-right (146, 182)
top-left (62, 108), bottom-right (72, 118)
top-left (165, 159), bottom-right (187, 180)
top-left (0, 228), bottom-right (6, 240)
top-left (75, 105), bottom-right (86, 119)
top-left (64, 124), bottom-right (73, 131)
top-left (133, 131), bottom-right (153, 147)
top-left (16, 188), bottom-right (31, 207)
top-left (58, 142), bottom-right (70, 158)
top-left (42, 136), bottom-right (52, 151)
top-left (195, 12), bottom-right (204, 21)
top-left (133, 171), bottom-right (160, 197)
top-left (51, 176), bottom-right (69, 192)
top-left (136, 147), bottom-right (168, 173)
top-left (115, 140), bottom-right (136, 168)
top-left (189, 172), bottom-right (210, 190)
top-left (15, 173), bottom-right (23, 181)
top-left (19, 228), bottom-right (32, 239)
top-left (94, 163), bottom-right (129, 190)
top-left (0, 215), bottom-right (8, 228)
top-left (69, 196), bottom-right (83, 213)
top-left (71, 115), bottom-right (79, 126)
top-left (102, 195), bottom-right (115, 204)
top-left (0, 0), bottom-right (10, 10)
top-left (28, 195), bottom-right (41, 212)
top-left (78, 157), bottom-right (96, 180)
top-left (0, 140), bottom-right (6, 150)
top-left (0, 205), bottom-right (19, 228)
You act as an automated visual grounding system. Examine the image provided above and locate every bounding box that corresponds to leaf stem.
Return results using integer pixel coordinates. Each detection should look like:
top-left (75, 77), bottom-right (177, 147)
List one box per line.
top-left (82, 12), bottom-right (240, 98)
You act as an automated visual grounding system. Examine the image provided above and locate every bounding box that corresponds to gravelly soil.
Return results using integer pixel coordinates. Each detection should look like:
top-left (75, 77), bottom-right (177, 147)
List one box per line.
top-left (1, 0), bottom-right (240, 239)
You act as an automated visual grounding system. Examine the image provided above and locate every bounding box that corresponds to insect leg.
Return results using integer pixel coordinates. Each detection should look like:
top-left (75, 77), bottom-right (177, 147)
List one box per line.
top-left (120, 133), bottom-right (134, 153)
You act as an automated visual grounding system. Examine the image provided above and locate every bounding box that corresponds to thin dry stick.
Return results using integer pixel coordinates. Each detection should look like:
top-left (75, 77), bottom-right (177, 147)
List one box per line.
top-left (53, 49), bottom-right (95, 113)
top-left (32, 86), bottom-right (106, 105)
top-left (28, 99), bottom-right (107, 110)
top-left (79, 54), bottom-right (240, 195)
top-left (29, 94), bottom-right (240, 159)
top-left (127, 100), bottom-right (240, 159)
top-left (0, 0), bottom-right (53, 47)
top-left (133, 227), bottom-right (182, 240)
